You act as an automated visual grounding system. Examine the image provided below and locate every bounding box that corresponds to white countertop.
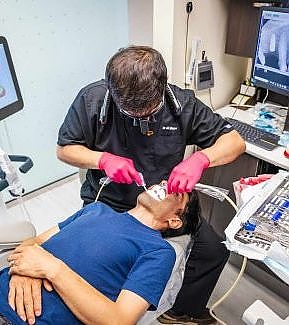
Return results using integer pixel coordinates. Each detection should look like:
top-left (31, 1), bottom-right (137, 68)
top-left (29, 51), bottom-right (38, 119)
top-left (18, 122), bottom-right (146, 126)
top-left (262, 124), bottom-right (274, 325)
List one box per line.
top-left (217, 106), bottom-right (289, 171)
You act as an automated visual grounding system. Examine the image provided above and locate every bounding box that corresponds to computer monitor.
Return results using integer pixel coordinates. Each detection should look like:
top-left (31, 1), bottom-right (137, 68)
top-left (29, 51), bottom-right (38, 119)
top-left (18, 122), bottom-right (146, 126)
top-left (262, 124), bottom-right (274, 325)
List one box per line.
top-left (0, 36), bottom-right (23, 121)
top-left (251, 6), bottom-right (289, 130)
top-left (251, 6), bottom-right (289, 96)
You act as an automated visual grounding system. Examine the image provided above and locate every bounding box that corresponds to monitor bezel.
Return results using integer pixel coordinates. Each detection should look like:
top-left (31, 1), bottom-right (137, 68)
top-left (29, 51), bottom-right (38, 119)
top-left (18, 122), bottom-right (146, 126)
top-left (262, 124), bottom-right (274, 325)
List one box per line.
top-left (0, 36), bottom-right (23, 121)
top-left (251, 6), bottom-right (289, 97)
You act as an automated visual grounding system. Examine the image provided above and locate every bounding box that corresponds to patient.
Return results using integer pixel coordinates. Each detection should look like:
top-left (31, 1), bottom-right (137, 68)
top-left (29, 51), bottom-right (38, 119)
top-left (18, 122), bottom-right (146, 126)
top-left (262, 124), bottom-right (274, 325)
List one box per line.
top-left (0, 181), bottom-right (190, 325)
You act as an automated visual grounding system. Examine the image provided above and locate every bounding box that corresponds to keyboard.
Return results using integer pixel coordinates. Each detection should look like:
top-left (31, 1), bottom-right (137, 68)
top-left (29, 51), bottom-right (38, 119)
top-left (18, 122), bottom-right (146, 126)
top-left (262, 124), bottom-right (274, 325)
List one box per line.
top-left (225, 117), bottom-right (280, 151)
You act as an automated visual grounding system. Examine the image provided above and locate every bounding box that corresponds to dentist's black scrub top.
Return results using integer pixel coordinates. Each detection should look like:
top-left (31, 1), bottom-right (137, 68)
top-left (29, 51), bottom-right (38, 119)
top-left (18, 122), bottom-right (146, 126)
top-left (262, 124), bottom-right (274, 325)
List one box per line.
top-left (57, 80), bottom-right (233, 211)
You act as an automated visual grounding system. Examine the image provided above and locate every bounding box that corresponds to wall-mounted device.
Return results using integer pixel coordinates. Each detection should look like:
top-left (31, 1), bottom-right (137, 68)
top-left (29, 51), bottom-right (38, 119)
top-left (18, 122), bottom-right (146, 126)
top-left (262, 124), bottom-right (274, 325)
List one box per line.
top-left (195, 50), bottom-right (214, 91)
top-left (0, 36), bottom-right (23, 121)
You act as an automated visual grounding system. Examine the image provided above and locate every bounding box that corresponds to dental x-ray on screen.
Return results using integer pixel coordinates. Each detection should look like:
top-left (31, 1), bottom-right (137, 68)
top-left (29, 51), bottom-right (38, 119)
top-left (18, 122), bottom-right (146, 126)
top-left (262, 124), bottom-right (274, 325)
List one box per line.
top-left (251, 7), bottom-right (289, 96)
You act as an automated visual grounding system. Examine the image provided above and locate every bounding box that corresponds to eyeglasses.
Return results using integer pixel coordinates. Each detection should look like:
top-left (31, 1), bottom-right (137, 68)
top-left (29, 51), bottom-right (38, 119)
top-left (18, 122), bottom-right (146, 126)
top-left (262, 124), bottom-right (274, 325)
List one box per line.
top-left (119, 97), bottom-right (164, 120)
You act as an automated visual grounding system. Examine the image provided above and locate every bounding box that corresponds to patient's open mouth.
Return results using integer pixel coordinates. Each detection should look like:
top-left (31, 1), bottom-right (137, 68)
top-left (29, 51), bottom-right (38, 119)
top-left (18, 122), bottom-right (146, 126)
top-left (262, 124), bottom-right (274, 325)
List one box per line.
top-left (147, 184), bottom-right (167, 201)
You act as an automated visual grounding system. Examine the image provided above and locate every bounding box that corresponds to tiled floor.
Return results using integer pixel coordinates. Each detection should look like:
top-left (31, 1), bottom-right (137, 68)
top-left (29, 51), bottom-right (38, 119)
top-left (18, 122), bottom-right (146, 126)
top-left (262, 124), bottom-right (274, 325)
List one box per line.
top-left (4, 175), bottom-right (289, 324)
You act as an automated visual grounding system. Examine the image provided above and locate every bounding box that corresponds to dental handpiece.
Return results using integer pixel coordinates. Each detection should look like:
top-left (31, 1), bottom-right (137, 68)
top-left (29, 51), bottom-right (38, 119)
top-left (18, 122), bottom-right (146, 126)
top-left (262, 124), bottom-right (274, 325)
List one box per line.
top-left (138, 173), bottom-right (148, 192)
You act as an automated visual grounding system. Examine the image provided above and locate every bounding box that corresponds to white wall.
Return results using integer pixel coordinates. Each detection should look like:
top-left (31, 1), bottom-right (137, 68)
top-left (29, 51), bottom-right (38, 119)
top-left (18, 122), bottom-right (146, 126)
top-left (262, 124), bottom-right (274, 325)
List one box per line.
top-left (153, 0), bottom-right (175, 80)
top-left (0, 0), bottom-right (128, 195)
top-left (128, 0), bottom-right (153, 46)
top-left (171, 0), bottom-right (248, 108)
top-left (130, 0), bottom-right (248, 108)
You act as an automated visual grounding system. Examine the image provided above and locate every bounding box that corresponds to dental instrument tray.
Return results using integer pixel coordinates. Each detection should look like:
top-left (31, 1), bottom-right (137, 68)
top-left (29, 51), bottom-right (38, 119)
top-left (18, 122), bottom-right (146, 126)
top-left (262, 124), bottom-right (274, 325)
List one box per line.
top-left (225, 172), bottom-right (289, 284)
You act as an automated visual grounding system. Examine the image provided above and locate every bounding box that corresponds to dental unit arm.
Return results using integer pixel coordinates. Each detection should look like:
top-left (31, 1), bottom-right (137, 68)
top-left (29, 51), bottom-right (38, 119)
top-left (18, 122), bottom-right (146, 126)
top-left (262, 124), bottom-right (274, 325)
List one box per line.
top-left (99, 176), bottom-right (231, 203)
top-left (0, 147), bottom-right (35, 269)
top-left (0, 148), bottom-right (33, 196)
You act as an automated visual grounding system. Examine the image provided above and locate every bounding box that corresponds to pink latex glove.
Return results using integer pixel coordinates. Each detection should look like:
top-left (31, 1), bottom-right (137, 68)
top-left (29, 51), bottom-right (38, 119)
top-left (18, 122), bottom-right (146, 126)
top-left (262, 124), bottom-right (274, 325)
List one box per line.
top-left (98, 152), bottom-right (142, 185)
top-left (167, 151), bottom-right (210, 194)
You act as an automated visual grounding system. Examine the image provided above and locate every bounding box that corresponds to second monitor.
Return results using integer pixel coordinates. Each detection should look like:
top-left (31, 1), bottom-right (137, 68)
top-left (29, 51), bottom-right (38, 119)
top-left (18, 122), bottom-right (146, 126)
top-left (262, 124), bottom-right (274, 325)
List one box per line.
top-left (0, 36), bottom-right (23, 121)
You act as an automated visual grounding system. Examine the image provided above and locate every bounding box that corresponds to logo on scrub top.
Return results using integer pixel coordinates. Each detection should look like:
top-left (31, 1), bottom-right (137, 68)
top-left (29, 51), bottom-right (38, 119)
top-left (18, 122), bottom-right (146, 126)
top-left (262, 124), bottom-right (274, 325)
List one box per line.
top-left (162, 126), bottom-right (178, 131)
top-left (160, 125), bottom-right (179, 135)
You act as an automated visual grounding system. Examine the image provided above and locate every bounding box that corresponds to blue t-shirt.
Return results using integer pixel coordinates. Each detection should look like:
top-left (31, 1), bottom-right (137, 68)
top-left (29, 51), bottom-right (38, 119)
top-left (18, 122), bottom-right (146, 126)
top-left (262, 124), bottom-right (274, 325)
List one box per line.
top-left (0, 203), bottom-right (176, 324)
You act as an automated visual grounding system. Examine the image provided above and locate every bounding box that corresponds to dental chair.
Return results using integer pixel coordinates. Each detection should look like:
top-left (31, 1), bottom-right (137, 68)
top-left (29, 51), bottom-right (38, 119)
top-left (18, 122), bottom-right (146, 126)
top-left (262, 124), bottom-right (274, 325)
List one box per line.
top-left (0, 149), bottom-right (35, 270)
top-left (138, 234), bottom-right (192, 325)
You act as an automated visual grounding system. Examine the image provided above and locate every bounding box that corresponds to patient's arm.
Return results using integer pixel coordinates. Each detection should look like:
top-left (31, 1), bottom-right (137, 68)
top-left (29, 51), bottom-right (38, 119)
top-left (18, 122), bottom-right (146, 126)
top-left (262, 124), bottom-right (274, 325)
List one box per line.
top-left (8, 276), bottom-right (53, 324)
top-left (9, 245), bottom-right (150, 325)
top-left (8, 226), bottom-right (59, 324)
top-left (15, 225), bottom-right (60, 247)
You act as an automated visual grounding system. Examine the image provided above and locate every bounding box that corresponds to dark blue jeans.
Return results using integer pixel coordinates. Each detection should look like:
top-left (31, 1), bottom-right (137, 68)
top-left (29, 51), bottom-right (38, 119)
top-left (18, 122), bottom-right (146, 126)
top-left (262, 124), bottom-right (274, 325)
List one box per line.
top-left (171, 218), bottom-right (230, 317)
top-left (0, 314), bottom-right (11, 325)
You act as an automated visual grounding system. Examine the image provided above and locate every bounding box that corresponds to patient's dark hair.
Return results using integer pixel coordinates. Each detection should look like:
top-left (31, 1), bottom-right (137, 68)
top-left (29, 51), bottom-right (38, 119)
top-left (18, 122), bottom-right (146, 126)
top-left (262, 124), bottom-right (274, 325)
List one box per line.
top-left (105, 46), bottom-right (167, 116)
top-left (162, 191), bottom-right (201, 238)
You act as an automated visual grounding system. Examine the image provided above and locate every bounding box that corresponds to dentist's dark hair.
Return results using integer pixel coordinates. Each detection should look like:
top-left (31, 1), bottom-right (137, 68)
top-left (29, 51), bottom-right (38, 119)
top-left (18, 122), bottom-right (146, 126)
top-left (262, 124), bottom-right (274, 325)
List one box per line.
top-left (105, 46), bottom-right (167, 116)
